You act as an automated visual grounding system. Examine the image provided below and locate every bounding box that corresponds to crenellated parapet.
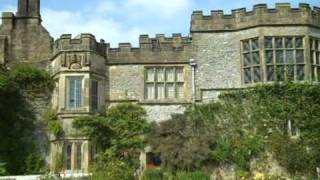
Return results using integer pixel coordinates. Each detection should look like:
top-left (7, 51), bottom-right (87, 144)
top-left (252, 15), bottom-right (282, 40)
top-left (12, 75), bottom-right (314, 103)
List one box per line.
top-left (191, 3), bottom-right (320, 32)
top-left (138, 33), bottom-right (192, 51)
top-left (107, 34), bottom-right (192, 64)
top-left (54, 33), bottom-right (108, 57)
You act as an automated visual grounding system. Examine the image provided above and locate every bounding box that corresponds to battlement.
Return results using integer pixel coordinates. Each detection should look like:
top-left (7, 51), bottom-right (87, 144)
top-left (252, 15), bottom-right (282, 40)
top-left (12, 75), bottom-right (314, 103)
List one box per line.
top-left (54, 33), bottom-right (107, 57)
top-left (107, 34), bottom-right (192, 64)
top-left (191, 3), bottom-right (320, 32)
top-left (109, 33), bottom-right (191, 53)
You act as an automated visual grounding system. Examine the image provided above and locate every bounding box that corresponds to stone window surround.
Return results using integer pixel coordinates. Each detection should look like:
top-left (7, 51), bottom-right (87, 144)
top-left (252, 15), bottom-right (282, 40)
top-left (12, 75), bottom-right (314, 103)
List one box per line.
top-left (241, 36), bottom-right (309, 85)
top-left (144, 66), bottom-right (185, 101)
top-left (64, 142), bottom-right (83, 172)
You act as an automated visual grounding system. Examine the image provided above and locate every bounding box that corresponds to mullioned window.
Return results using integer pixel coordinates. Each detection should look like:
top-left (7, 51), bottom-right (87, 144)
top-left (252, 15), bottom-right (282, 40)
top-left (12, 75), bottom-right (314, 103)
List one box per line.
top-left (145, 67), bottom-right (184, 100)
top-left (242, 37), bottom-right (305, 84)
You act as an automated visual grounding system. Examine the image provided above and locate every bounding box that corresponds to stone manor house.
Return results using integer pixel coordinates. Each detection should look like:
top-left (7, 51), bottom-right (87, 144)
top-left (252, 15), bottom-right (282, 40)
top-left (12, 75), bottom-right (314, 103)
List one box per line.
top-left (0, 0), bottom-right (320, 174)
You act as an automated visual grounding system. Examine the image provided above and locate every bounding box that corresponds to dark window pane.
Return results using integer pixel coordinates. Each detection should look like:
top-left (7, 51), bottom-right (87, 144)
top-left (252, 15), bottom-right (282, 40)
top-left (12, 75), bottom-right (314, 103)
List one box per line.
top-left (317, 52), bottom-right (320, 65)
top-left (91, 81), bottom-right (98, 111)
top-left (276, 65), bottom-right (285, 81)
top-left (296, 65), bottom-right (305, 81)
top-left (296, 50), bottom-right (304, 63)
top-left (267, 66), bottom-right (275, 81)
top-left (252, 52), bottom-right (260, 65)
top-left (266, 50), bottom-right (274, 64)
top-left (77, 144), bottom-right (82, 170)
top-left (275, 38), bottom-right (283, 48)
top-left (66, 145), bottom-right (72, 170)
top-left (276, 50), bottom-right (284, 63)
top-left (265, 37), bottom-right (273, 48)
top-left (295, 37), bottom-right (303, 48)
top-left (251, 39), bottom-right (259, 50)
top-left (253, 67), bottom-right (261, 82)
top-left (244, 68), bottom-right (251, 84)
top-left (287, 65), bottom-right (294, 81)
top-left (316, 41), bottom-right (319, 51)
top-left (243, 53), bottom-right (250, 66)
top-left (286, 50), bottom-right (294, 64)
top-left (285, 38), bottom-right (293, 48)
top-left (243, 41), bottom-right (250, 51)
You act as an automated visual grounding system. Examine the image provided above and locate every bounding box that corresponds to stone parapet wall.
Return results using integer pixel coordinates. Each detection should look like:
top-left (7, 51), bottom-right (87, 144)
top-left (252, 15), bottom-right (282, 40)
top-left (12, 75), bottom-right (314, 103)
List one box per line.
top-left (53, 34), bottom-right (108, 57)
top-left (107, 34), bottom-right (193, 64)
top-left (191, 3), bottom-right (320, 32)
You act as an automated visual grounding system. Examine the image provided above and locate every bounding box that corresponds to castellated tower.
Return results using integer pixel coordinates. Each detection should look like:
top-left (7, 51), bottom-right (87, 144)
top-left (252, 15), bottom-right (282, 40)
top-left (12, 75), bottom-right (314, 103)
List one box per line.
top-left (0, 0), bottom-right (53, 65)
top-left (49, 34), bottom-right (107, 173)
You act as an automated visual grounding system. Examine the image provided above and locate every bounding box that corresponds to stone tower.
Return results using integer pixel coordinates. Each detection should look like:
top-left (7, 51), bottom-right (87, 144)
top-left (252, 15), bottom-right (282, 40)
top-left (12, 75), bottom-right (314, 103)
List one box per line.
top-left (17, 0), bottom-right (40, 18)
top-left (0, 0), bottom-right (53, 65)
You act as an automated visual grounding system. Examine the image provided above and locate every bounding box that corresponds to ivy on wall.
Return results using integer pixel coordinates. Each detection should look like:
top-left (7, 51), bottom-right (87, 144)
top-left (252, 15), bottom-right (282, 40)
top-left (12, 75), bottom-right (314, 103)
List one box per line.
top-left (150, 82), bottom-right (320, 178)
top-left (0, 64), bottom-right (53, 175)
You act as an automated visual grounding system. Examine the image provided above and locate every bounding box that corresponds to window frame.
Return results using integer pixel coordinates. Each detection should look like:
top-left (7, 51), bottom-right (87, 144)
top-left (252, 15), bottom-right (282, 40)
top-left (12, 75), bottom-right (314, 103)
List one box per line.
top-left (264, 36), bottom-right (305, 82)
top-left (66, 76), bottom-right (83, 110)
top-left (241, 36), bottom-right (306, 85)
top-left (310, 37), bottom-right (320, 82)
top-left (241, 38), bottom-right (262, 84)
top-left (144, 66), bottom-right (184, 101)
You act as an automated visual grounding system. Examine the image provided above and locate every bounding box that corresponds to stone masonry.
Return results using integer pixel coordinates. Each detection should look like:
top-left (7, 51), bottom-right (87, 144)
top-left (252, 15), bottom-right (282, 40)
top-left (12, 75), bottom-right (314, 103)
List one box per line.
top-left (0, 0), bottom-right (319, 174)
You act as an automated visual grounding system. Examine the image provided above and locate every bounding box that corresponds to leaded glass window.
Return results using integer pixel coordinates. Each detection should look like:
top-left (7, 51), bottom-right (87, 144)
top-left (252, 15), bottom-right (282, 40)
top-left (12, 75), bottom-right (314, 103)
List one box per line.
top-left (145, 67), bottom-right (184, 100)
top-left (91, 80), bottom-right (98, 111)
top-left (242, 38), bottom-right (262, 84)
top-left (311, 38), bottom-right (320, 81)
top-left (68, 77), bottom-right (82, 109)
top-left (264, 37), bottom-right (305, 82)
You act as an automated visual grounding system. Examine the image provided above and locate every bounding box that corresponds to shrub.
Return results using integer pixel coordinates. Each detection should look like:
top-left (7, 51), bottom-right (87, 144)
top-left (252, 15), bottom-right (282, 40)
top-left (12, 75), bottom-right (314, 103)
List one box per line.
top-left (91, 159), bottom-right (134, 180)
top-left (141, 169), bottom-right (163, 180)
top-left (0, 161), bottom-right (6, 176)
top-left (74, 103), bottom-right (152, 169)
top-left (43, 109), bottom-right (63, 137)
top-left (175, 171), bottom-right (210, 180)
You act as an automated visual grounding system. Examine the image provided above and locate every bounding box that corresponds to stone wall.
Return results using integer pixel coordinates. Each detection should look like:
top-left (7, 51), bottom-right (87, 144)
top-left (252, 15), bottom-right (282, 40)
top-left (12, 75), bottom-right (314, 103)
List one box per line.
top-left (0, 12), bottom-right (53, 64)
top-left (192, 26), bottom-right (320, 102)
top-left (108, 64), bottom-right (192, 122)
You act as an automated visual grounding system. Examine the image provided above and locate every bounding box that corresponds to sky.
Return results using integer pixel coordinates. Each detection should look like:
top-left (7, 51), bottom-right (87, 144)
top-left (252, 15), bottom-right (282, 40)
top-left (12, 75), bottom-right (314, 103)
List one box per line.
top-left (0, 0), bottom-right (319, 47)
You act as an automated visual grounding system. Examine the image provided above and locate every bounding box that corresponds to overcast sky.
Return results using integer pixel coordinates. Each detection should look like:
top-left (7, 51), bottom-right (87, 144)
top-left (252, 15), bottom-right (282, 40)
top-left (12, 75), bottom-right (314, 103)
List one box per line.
top-left (0, 0), bottom-right (319, 47)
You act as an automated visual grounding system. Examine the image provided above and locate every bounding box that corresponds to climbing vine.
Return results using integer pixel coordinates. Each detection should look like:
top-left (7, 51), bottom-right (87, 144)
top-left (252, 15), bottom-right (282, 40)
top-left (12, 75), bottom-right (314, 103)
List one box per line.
top-left (150, 82), bottom-right (320, 178)
top-left (0, 64), bottom-right (53, 175)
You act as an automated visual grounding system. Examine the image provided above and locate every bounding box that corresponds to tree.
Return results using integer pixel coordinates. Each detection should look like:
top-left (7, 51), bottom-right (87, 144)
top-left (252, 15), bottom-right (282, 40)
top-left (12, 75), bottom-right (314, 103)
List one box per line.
top-left (0, 64), bottom-right (53, 175)
top-left (73, 103), bottom-right (152, 178)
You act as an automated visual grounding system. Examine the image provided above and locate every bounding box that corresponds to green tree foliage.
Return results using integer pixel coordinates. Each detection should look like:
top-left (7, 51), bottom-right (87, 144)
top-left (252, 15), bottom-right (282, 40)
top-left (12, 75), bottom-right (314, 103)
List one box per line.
top-left (150, 83), bottom-right (320, 178)
top-left (149, 114), bottom-right (213, 171)
top-left (43, 109), bottom-right (63, 137)
top-left (73, 103), bottom-right (152, 179)
top-left (141, 169), bottom-right (210, 180)
top-left (90, 158), bottom-right (134, 180)
top-left (0, 64), bottom-right (53, 175)
top-left (0, 161), bottom-right (6, 176)
top-left (74, 103), bottom-right (152, 159)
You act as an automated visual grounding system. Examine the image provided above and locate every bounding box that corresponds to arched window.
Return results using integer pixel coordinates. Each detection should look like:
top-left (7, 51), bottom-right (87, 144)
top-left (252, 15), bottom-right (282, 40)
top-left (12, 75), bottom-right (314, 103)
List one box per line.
top-left (66, 144), bottom-right (72, 170)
